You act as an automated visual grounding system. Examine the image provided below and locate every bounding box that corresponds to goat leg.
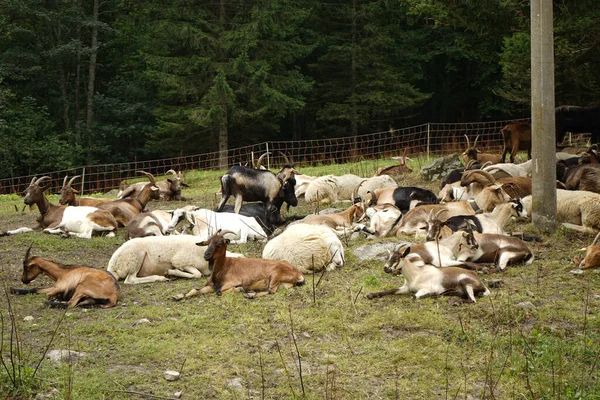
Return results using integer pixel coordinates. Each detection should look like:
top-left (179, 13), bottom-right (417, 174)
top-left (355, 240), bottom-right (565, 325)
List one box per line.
top-left (366, 287), bottom-right (406, 299)
top-left (11, 287), bottom-right (42, 295)
top-left (45, 300), bottom-right (69, 309)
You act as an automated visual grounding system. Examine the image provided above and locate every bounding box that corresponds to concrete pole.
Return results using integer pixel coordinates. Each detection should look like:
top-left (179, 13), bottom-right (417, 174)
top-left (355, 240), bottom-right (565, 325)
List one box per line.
top-left (531, 0), bottom-right (556, 233)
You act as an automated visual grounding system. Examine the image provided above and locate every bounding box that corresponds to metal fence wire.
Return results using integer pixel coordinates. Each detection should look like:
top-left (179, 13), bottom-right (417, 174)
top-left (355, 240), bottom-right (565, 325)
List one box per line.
top-left (0, 118), bottom-right (589, 196)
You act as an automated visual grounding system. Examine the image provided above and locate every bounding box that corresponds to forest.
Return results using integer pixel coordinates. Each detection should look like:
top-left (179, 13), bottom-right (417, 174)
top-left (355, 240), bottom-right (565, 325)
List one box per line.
top-left (1, 0), bottom-right (599, 178)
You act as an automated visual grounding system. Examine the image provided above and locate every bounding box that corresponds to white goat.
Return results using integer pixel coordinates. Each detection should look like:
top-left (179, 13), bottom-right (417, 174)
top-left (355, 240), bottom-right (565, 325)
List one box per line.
top-left (262, 224), bottom-right (345, 273)
top-left (367, 244), bottom-right (490, 302)
top-left (521, 189), bottom-right (600, 232)
top-left (454, 232), bottom-right (534, 270)
top-left (127, 210), bottom-right (175, 239)
top-left (107, 235), bottom-right (244, 284)
top-left (304, 174), bottom-right (396, 205)
top-left (168, 207), bottom-right (268, 243)
top-left (483, 159), bottom-right (533, 178)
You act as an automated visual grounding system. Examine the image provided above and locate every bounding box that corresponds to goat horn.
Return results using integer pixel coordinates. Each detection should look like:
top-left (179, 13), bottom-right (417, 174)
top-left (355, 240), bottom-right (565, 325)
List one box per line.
top-left (471, 169), bottom-right (496, 184)
top-left (216, 229), bottom-right (236, 238)
top-left (255, 152), bottom-right (271, 169)
top-left (352, 181), bottom-right (366, 203)
top-left (35, 176), bottom-right (52, 186)
top-left (279, 152), bottom-right (293, 166)
top-left (62, 175), bottom-right (69, 189)
top-left (592, 231), bottom-right (600, 246)
top-left (68, 175), bottom-right (81, 187)
top-left (137, 170), bottom-right (157, 185)
top-left (465, 159), bottom-right (478, 170)
top-left (473, 135), bottom-right (480, 147)
top-left (461, 170), bottom-right (496, 185)
top-left (166, 169), bottom-right (177, 176)
top-left (23, 243), bottom-right (34, 267)
top-left (480, 161), bottom-right (492, 169)
top-left (30, 176), bottom-right (37, 185)
top-left (434, 208), bottom-right (448, 220)
top-left (464, 134), bottom-right (471, 148)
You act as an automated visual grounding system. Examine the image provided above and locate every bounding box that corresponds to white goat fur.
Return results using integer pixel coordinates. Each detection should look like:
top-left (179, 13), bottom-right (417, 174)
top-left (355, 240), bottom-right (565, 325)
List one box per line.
top-left (168, 208), bottom-right (268, 243)
top-left (304, 174), bottom-right (396, 205)
top-left (127, 210), bottom-right (174, 238)
top-left (483, 160), bottom-right (533, 178)
top-left (521, 189), bottom-right (600, 232)
top-left (42, 206), bottom-right (117, 239)
top-left (107, 235), bottom-right (244, 284)
top-left (262, 224), bottom-right (344, 273)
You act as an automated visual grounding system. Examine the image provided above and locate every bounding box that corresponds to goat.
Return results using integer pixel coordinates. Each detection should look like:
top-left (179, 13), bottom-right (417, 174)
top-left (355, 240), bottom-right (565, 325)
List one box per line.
top-left (579, 231), bottom-right (600, 269)
top-left (217, 152), bottom-right (297, 222)
top-left (127, 210), bottom-right (175, 239)
top-left (11, 245), bottom-right (119, 308)
top-left (304, 174), bottom-right (397, 205)
top-left (296, 202), bottom-right (367, 235)
top-left (483, 159), bottom-right (533, 179)
top-left (356, 203), bottom-right (403, 237)
top-left (107, 235), bottom-right (245, 284)
top-left (501, 122), bottom-right (531, 163)
top-left (560, 164), bottom-right (600, 194)
top-left (426, 200), bottom-right (527, 241)
top-left (294, 173), bottom-right (316, 198)
top-left (397, 183), bottom-right (512, 237)
top-left (376, 149), bottom-right (412, 176)
top-left (173, 229), bottom-right (305, 299)
top-left (98, 171), bottom-right (161, 226)
top-left (454, 232), bottom-right (534, 270)
top-left (555, 105), bottom-right (600, 145)
top-left (2, 176), bottom-right (119, 238)
top-left (262, 224), bottom-right (345, 273)
top-left (58, 175), bottom-right (113, 207)
top-left (119, 169), bottom-right (188, 201)
top-left (168, 207), bottom-right (268, 243)
top-left (363, 186), bottom-right (438, 214)
top-left (461, 170), bottom-right (532, 199)
top-left (463, 135), bottom-right (502, 165)
top-left (366, 244), bottom-right (490, 302)
top-left (521, 189), bottom-right (600, 232)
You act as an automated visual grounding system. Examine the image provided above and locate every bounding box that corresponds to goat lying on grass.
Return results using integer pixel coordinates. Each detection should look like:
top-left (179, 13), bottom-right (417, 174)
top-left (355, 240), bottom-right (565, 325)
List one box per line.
top-left (366, 243), bottom-right (490, 302)
top-left (11, 245), bottom-right (119, 308)
top-left (579, 231), bottom-right (600, 269)
top-left (173, 229), bottom-right (305, 299)
top-left (107, 235), bottom-right (244, 284)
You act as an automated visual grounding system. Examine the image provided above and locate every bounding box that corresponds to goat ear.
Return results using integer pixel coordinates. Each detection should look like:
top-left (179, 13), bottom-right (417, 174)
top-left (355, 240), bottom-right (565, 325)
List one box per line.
top-left (73, 188), bottom-right (80, 194)
top-left (400, 246), bottom-right (411, 257)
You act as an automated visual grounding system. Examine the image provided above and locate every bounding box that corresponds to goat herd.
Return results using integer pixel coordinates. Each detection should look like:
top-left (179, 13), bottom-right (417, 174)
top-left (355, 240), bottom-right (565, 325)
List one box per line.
top-left (3, 127), bottom-right (600, 308)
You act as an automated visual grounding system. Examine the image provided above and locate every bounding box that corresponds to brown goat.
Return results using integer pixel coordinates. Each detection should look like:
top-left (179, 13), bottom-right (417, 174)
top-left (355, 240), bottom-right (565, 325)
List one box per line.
top-left (501, 122), bottom-right (531, 163)
top-left (463, 135), bottom-right (502, 165)
top-left (11, 245), bottom-right (119, 308)
top-left (579, 232), bottom-right (600, 269)
top-left (461, 170), bottom-right (532, 199)
top-left (98, 171), bottom-right (161, 226)
top-left (59, 175), bottom-right (113, 206)
top-left (173, 229), bottom-right (304, 299)
top-left (376, 149), bottom-right (413, 176)
top-left (119, 169), bottom-right (188, 201)
top-left (298, 202), bottom-right (367, 234)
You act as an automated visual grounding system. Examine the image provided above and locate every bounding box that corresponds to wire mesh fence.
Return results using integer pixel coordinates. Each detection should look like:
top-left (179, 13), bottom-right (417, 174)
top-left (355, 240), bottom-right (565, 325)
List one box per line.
top-left (1, 118), bottom-right (590, 196)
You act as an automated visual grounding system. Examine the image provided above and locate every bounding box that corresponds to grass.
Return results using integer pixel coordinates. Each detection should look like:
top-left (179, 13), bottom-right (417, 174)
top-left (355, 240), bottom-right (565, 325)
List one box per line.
top-left (1, 156), bottom-right (600, 399)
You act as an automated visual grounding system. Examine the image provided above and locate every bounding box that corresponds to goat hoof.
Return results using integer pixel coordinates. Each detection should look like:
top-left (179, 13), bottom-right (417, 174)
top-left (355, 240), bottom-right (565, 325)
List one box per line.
top-left (172, 294), bottom-right (185, 301)
top-left (243, 292), bottom-right (256, 299)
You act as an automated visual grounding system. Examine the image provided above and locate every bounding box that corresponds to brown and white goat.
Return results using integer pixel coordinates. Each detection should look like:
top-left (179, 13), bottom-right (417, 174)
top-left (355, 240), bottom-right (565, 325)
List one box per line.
top-left (2, 176), bottom-right (118, 238)
top-left (461, 170), bottom-right (532, 199)
top-left (397, 183), bottom-right (512, 237)
top-left (454, 232), bottom-right (534, 270)
top-left (579, 232), bottom-right (600, 269)
top-left (99, 171), bottom-right (161, 226)
top-left (59, 175), bottom-right (113, 207)
top-left (376, 149), bottom-right (412, 176)
top-left (297, 202), bottom-right (367, 234)
top-left (366, 244), bottom-right (490, 302)
top-left (11, 245), bottom-right (119, 308)
top-left (173, 230), bottom-right (305, 299)
top-left (463, 135), bottom-right (502, 165)
top-left (119, 169), bottom-right (188, 201)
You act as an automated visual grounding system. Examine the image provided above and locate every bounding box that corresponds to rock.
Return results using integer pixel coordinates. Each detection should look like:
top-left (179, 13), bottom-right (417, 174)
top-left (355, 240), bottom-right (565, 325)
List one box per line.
top-left (227, 377), bottom-right (243, 391)
top-left (569, 269), bottom-right (584, 275)
top-left (525, 290), bottom-right (535, 298)
top-left (419, 153), bottom-right (463, 182)
top-left (23, 316), bottom-right (34, 322)
top-left (353, 243), bottom-right (410, 262)
top-left (173, 391), bottom-right (183, 399)
top-left (46, 350), bottom-right (89, 363)
top-left (164, 370), bottom-right (180, 381)
top-left (515, 301), bottom-right (536, 311)
top-left (134, 318), bottom-right (150, 325)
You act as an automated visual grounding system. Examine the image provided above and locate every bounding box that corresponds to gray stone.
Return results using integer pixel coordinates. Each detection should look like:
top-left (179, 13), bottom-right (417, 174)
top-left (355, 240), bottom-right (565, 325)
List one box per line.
top-left (164, 370), bottom-right (180, 381)
top-left (46, 349), bottom-right (89, 363)
top-left (227, 377), bottom-right (243, 391)
top-left (353, 243), bottom-right (410, 262)
top-left (23, 316), bottom-right (34, 322)
top-left (419, 153), bottom-right (463, 182)
top-left (515, 301), bottom-right (536, 311)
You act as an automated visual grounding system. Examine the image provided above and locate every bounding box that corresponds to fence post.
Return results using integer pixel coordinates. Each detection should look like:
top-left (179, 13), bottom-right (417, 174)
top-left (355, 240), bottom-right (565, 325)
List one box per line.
top-left (81, 167), bottom-right (86, 195)
top-left (266, 143), bottom-right (270, 170)
top-left (426, 123), bottom-right (431, 160)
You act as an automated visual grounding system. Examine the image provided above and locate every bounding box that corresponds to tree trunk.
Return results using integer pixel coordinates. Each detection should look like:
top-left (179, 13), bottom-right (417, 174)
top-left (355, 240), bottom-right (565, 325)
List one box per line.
top-left (74, 0), bottom-right (82, 145)
top-left (218, 0), bottom-right (228, 170)
top-left (86, 0), bottom-right (100, 160)
top-left (350, 0), bottom-right (358, 160)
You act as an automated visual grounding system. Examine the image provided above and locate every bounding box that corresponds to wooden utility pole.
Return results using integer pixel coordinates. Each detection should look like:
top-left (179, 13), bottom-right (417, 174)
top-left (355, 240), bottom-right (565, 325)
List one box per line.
top-left (531, 0), bottom-right (556, 233)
